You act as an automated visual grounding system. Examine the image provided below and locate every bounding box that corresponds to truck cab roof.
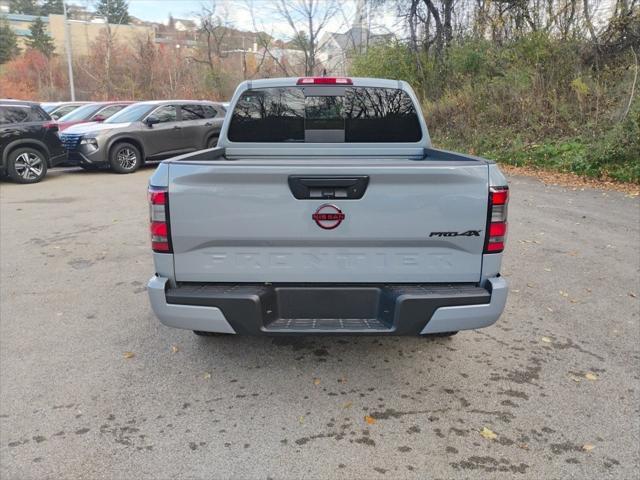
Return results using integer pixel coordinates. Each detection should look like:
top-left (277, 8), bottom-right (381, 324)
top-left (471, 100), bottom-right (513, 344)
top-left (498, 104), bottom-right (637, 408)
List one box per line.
top-left (242, 77), bottom-right (409, 90)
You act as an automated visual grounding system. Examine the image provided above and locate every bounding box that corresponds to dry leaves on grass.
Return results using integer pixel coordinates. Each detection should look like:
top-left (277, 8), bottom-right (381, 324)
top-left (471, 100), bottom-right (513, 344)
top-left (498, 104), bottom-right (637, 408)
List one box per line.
top-left (499, 164), bottom-right (639, 195)
top-left (364, 415), bottom-right (376, 425)
top-left (480, 427), bottom-right (497, 440)
top-left (123, 352), bottom-right (135, 359)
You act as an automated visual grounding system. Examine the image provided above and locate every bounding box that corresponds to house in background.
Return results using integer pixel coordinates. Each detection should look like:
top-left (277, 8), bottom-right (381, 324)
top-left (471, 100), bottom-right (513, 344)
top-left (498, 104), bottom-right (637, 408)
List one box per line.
top-left (318, 0), bottom-right (394, 76)
top-left (169, 16), bottom-right (197, 32)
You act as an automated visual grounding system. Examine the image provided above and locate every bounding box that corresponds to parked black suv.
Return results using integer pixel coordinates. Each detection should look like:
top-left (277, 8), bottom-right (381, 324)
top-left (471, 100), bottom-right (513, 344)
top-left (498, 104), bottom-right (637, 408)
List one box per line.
top-left (0, 100), bottom-right (67, 184)
top-left (59, 100), bottom-right (225, 173)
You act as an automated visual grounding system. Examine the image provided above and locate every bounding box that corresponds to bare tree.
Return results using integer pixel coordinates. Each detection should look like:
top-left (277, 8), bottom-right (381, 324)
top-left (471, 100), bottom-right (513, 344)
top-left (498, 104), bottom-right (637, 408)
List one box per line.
top-left (248, 0), bottom-right (341, 76)
top-left (192, 1), bottom-right (232, 71)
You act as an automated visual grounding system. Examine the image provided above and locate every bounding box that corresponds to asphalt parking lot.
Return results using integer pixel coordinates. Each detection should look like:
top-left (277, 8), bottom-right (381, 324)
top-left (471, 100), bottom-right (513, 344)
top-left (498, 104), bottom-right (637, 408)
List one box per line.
top-left (1, 167), bottom-right (638, 479)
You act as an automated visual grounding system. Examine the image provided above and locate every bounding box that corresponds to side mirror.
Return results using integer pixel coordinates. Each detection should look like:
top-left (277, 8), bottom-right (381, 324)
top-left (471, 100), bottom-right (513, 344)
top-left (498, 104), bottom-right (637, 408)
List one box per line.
top-left (145, 116), bottom-right (160, 127)
top-left (92, 115), bottom-right (105, 122)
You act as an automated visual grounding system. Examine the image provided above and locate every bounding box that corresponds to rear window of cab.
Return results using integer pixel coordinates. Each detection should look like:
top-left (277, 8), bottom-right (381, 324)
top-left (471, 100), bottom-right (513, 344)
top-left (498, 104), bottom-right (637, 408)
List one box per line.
top-left (228, 87), bottom-right (422, 143)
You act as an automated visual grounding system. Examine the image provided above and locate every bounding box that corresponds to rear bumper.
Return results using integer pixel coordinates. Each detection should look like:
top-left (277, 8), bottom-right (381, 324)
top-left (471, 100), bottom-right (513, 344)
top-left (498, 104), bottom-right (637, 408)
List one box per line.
top-left (147, 276), bottom-right (507, 335)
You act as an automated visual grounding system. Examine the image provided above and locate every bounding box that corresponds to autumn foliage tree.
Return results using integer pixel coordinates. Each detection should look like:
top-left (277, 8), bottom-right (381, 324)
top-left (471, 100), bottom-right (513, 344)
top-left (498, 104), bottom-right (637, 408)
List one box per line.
top-left (0, 49), bottom-right (63, 99)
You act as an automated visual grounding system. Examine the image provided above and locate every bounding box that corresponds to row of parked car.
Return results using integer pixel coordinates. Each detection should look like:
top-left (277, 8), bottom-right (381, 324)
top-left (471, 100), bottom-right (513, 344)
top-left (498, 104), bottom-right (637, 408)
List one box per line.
top-left (0, 99), bottom-right (227, 184)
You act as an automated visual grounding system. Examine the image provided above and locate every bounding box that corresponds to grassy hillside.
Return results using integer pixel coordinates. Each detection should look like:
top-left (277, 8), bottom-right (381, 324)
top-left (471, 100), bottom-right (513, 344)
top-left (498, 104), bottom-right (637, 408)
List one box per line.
top-left (351, 33), bottom-right (639, 183)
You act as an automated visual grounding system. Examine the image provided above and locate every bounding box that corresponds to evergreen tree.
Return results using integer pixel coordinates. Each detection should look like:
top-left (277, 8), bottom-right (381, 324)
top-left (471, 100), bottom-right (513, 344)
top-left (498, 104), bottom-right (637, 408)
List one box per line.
top-left (9, 0), bottom-right (40, 15)
top-left (95, 0), bottom-right (130, 24)
top-left (0, 19), bottom-right (20, 64)
top-left (41, 0), bottom-right (64, 15)
top-left (26, 17), bottom-right (55, 57)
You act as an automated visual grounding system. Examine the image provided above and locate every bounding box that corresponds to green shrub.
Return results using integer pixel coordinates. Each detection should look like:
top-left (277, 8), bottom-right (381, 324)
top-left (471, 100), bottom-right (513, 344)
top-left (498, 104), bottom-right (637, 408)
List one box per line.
top-left (350, 32), bottom-right (639, 184)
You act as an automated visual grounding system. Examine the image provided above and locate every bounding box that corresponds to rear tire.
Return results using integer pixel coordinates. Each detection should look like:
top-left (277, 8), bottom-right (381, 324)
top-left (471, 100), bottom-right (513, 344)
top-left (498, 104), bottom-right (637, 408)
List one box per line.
top-left (206, 136), bottom-right (219, 149)
top-left (109, 142), bottom-right (141, 174)
top-left (6, 147), bottom-right (48, 184)
top-left (193, 330), bottom-right (226, 337)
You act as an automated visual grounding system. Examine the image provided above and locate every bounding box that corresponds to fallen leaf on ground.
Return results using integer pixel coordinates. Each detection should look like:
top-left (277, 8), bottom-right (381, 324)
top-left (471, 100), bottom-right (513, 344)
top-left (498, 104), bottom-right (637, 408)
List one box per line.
top-left (170, 345), bottom-right (179, 353)
top-left (544, 268), bottom-right (552, 272)
top-left (338, 377), bottom-right (347, 384)
top-left (582, 444), bottom-right (595, 452)
top-left (299, 416), bottom-right (304, 424)
top-left (480, 427), bottom-right (497, 440)
top-left (630, 293), bottom-right (637, 298)
top-left (313, 378), bottom-right (321, 385)
top-left (585, 372), bottom-right (598, 381)
top-left (498, 165), bottom-right (638, 195)
top-left (547, 307), bottom-right (554, 312)
top-left (123, 352), bottom-right (135, 359)
top-left (203, 372), bottom-right (211, 379)
top-left (541, 336), bottom-right (552, 343)
top-left (365, 415), bottom-right (376, 425)
top-left (343, 401), bottom-right (352, 409)
top-left (568, 374), bottom-right (582, 382)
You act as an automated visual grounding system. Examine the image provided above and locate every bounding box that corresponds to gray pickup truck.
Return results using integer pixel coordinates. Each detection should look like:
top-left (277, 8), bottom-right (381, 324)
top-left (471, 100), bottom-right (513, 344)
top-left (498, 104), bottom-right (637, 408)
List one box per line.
top-left (147, 77), bottom-right (509, 337)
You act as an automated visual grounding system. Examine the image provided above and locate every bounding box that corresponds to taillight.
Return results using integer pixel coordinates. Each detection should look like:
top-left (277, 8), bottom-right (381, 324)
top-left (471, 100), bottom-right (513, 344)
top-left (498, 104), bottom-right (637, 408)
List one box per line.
top-left (148, 186), bottom-right (171, 253)
top-left (484, 186), bottom-right (509, 253)
top-left (296, 77), bottom-right (353, 85)
top-left (43, 121), bottom-right (58, 132)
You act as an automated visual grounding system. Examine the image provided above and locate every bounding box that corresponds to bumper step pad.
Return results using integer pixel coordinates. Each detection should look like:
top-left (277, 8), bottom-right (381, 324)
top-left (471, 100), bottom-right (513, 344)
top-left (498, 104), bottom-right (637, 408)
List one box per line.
top-left (268, 318), bottom-right (388, 331)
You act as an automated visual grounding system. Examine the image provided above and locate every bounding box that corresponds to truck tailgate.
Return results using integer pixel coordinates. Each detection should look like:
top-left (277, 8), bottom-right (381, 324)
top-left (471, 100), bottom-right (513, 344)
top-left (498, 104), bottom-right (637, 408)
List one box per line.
top-left (167, 160), bottom-right (489, 283)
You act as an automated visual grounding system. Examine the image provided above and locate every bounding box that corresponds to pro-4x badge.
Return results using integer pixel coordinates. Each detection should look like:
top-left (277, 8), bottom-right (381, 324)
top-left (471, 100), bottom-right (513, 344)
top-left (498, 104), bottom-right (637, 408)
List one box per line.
top-left (430, 230), bottom-right (482, 237)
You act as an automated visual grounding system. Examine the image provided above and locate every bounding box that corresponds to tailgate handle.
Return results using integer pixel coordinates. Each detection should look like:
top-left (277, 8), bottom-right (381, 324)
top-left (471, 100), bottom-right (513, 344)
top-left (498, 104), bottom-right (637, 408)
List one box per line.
top-left (288, 176), bottom-right (369, 200)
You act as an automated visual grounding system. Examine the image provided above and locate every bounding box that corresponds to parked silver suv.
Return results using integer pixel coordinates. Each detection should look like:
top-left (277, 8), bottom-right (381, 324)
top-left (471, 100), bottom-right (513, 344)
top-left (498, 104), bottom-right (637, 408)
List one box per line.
top-left (59, 100), bottom-right (225, 173)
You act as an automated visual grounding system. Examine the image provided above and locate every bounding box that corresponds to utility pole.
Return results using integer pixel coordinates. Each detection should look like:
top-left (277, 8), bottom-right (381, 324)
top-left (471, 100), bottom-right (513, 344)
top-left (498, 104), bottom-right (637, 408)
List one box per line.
top-left (62, 1), bottom-right (76, 100)
top-left (242, 36), bottom-right (246, 80)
